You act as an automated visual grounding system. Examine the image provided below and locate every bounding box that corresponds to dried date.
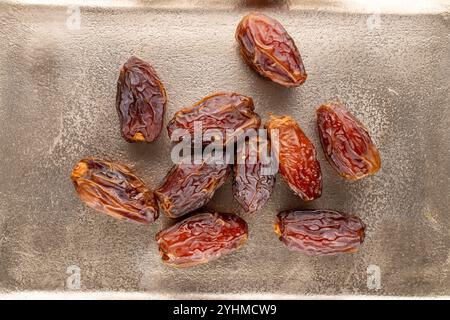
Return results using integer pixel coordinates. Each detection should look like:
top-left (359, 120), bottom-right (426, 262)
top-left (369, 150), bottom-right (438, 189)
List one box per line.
top-left (156, 212), bottom-right (248, 268)
top-left (275, 209), bottom-right (365, 255)
top-left (235, 12), bottom-right (307, 87)
top-left (70, 158), bottom-right (158, 224)
top-left (265, 115), bottom-right (322, 201)
top-left (116, 56), bottom-right (167, 143)
top-left (155, 160), bottom-right (230, 218)
top-left (316, 103), bottom-right (381, 180)
top-left (167, 92), bottom-right (261, 146)
top-left (233, 137), bottom-right (275, 213)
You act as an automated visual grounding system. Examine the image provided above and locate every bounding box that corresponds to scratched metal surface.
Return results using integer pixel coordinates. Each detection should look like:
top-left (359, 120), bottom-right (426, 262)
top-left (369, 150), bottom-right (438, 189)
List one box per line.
top-left (0, 0), bottom-right (449, 298)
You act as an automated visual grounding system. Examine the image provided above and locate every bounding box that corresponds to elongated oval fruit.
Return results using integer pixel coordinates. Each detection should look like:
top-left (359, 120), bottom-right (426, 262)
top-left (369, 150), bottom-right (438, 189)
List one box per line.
top-left (265, 115), bottom-right (322, 201)
top-left (116, 56), bottom-right (167, 143)
top-left (275, 209), bottom-right (365, 255)
top-left (316, 103), bottom-right (381, 180)
top-left (155, 160), bottom-right (230, 218)
top-left (235, 12), bottom-right (307, 87)
top-left (156, 212), bottom-right (248, 268)
top-left (167, 92), bottom-right (261, 146)
top-left (71, 158), bottom-right (158, 224)
top-left (233, 137), bottom-right (275, 213)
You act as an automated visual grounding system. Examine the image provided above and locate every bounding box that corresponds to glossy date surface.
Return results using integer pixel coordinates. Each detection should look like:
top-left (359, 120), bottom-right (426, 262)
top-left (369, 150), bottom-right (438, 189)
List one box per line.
top-left (156, 212), bottom-right (248, 268)
top-left (233, 137), bottom-right (275, 213)
top-left (70, 158), bottom-right (158, 224)
top-left (275, 209), bottom-right (365, 255)
top-left (155, 160), bottom-right (230, 218)
top-left (265, 115), bottom-right (322, 201)
top-left (235, 12), bottom-right (307, 87)
top-left (116, 56), bottom-right (167, 143)
top-left (167, 92), bottom-right (261, 145)
top-left (316, 103), bottom-right (381, 180)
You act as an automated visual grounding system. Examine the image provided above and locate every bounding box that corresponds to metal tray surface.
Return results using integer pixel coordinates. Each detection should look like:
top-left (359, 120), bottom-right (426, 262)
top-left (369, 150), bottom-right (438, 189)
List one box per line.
top-left (0, 0), bottom-right (449, 298)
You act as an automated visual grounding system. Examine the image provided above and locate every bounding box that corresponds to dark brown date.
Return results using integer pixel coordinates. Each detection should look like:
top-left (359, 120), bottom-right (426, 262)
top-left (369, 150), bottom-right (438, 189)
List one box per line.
top-left (167, 92), bottom-right (261, 146)
top-left (116, 56), bottom-right (167, 143)
top-left (235, 12), bottom-right (307, 87)
top-left (275, 209), bottom-right (365, 255)
top-left (265, 115), bottom-right (322, 201)
top-left (70, 158), bottom-right (158, 224)
top-left (156, 212), bottom-right (248, 268)
top-left (316, 103), bottom-right (381, 180)
top-left (233, 137), bottom-right (275, 213)
top-left (155, 160), bottom-right (230, 218)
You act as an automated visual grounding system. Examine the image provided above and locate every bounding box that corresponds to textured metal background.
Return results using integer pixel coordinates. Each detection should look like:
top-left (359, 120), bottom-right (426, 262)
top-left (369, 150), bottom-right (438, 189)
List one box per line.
top-left (0, 1), bottom-right (449, 297)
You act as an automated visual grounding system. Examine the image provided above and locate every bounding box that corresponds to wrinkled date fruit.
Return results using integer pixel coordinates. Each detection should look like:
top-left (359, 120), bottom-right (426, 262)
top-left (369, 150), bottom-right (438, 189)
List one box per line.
top-left (316, 103), bottom-right (381, 180)
top-left (167, 92), bottom-right (261, 146)
top-left (235, 12), bottom-right (307, 87)
top-left (265, 115), bottom-right (322, 201)
top-left (155, 161), bottom-right (230, 218)
top-left (71, 158), bottom-right (158, 224)
top-left (275, 209), bottom-right (365, 255)
top-left (116, 56), bottom-right (167, 143)
top-left (156, 212), bottom-right (248, 268)
top-left (233, 137), bottom-right (275, 213)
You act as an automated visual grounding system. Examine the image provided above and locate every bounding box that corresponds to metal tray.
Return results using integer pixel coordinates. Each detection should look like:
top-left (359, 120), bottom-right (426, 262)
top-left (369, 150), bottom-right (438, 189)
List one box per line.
top-left (0, 0), bottom-right (449, 298)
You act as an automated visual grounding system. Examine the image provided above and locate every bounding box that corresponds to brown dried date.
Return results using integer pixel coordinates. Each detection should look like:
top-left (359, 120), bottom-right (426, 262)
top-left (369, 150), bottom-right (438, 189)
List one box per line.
top-left (235, 12), bottom-right (307, 87)
top-left (156, 212), bottom-right (248, 268)
top-left (233, 137), bottom-right (275, 213)
top-left (155, 160), bottom-right (230, 218)
top-left (265, 115), bottom-right (322, 201)
top-left (70, 158), bottom-right (158, 224)
top-left (116, 56), bottom-right (167, 143)
top-left (167, 92), bottom-right (261, 146)
top-left (275, 209), bottom-right (365, 255)
top-left (316, 103), bottom-right (381, 180)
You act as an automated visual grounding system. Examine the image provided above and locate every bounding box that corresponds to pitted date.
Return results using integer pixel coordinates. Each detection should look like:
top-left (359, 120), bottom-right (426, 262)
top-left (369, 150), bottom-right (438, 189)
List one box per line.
top-left (275, 209), bottom-right (365, 255)
top-left (156, 212), bottom-right (248, 268)
top-left (70, 158), bottom-right (158, 224)
top-left (235, 12), bottom-right (307, 87)
top-left (116, 56), bottom-right (167, 143)
top-left (265, 115), bottom-right (322, 201)
top-left (155, 160), bottom-right (230, 218)
top-left (316, 103), bottom-right (381, 180)
top-left (167, 92), bottom-right (261, 146)
top-left (233, 137), bottom-right (275, 213)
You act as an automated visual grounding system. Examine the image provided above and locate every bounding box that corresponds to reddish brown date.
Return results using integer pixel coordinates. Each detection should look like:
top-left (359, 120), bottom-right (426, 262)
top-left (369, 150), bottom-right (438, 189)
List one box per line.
top-left (316, 103), bottom-right (381, 180)
top-left (235, 12), bottom-right (307, 87)
top-left (167, 92), bottom-right (261, 146)
top-left (275, 209), bottom-right (365, 255)
top-left (155, 161), bottom-right (230, 218)
top-left (116, 56), bottom-right (167, 143)
top-left (156, 212), bottom-right (248, 268)
top-left (233, 137), bottom-right (275, 213)
top-left (265, 115), bottom-right (322, 201)
top-left (70, 158), bottom-right (158, 224)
